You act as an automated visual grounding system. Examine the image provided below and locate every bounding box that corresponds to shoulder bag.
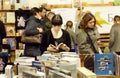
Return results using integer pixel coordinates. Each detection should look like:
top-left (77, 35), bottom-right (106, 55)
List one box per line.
top-left (21, 33), bottom-right (42, 44)
top-left (85, 31), bottom-right (98, 53)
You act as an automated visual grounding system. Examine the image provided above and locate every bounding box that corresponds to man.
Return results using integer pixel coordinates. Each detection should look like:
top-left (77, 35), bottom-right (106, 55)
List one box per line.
top-left (42, 11), bottom-right (55, 31)
top-left (109, 15), bottom-right (120, 52)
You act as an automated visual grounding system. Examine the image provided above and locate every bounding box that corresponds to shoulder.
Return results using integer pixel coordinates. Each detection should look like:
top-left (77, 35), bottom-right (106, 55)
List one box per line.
top-left (43, 30), bottom-right (52, 35)
top-left (76, 29), bottom-right (84, 35)
top-left (0, 20), bottom-right (4, 25)
top-left (62, 29), bottom-right (69, 34)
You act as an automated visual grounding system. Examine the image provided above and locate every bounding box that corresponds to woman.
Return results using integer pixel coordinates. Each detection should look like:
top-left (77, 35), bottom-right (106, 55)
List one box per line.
top-left (76, 12), bottom-right (99, 54)
top-left (65, 20), bottom-right (77, 52)
top-left (24, 7), bottom-right (43, 57)
top-left (41, 14), bottom-right (71, 53)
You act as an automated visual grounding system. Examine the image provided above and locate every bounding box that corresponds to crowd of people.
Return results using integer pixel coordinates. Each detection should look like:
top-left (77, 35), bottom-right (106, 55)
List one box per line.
top-left (0, 6), bottom-right (118, 58)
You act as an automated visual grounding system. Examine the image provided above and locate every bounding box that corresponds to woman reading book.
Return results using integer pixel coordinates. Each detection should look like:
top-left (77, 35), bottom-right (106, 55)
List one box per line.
top-left (41, 14), bottom-right (71, 53)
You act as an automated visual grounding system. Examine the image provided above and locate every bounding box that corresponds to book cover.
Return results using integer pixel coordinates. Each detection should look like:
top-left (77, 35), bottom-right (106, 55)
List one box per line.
top-left (94, 53), bottom-right (114, 75)
top-left (32, 61), bottom-right (42, 71)
top-left (6, 12), bottom-right (15, 23)
top-left (5, 25), bottom-right (15, 36)
top-left (4, 38), bottom-right (16, 50)
top-left (3, 0), bottom-right (11, 10)
top-left (0, 12), bottom-right (6, 23)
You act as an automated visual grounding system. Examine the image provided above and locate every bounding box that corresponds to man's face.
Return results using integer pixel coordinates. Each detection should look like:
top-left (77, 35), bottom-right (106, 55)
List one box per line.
top-left (41, 9), bottom-right (47, 17)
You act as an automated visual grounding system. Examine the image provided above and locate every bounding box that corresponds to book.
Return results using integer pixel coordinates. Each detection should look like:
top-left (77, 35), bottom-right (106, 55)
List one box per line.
top-left (18, 65), bottom-right (37, 78)
top-left (14, 56), bottom-right (35, 65)
top-left (5, 65), bottom-right (13, 78)
top-left (15, 49), bottom-right (24, 59)
top-left (22, 70), bottom-right (45, 78)
top-left (3, 0), bottom-right (11, 10)
top-left (5, 25), bottom-right (15, 36)
top-left (114, 52), bottom-right (120, 75)
top-left (6, 12), bottom-right (15, 23)
top-left (46, 66), bottom-right (72, 78)
top-left (32, 61), bottom-right (42, 71)
top-left (94, 53), bottom-right (114, 75)
top-left (0, 12), bottom-right (6, 23)
top-left (3, 38), bottom-right (16, 50)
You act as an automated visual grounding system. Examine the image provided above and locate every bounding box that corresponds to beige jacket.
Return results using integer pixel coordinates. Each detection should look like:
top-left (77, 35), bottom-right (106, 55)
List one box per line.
top-left (76, 29), bottom-right (99, 54)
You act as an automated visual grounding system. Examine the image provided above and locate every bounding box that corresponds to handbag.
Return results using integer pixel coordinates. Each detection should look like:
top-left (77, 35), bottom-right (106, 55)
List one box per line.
top-left (21, 33), bottom-right (42, 44)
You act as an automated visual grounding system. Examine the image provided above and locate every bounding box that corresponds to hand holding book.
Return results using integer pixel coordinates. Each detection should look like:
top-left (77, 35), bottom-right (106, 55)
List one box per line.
top-left (47, 43), bottom-right (70, 52)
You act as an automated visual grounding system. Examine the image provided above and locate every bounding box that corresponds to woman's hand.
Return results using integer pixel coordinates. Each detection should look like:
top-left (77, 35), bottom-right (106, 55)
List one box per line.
top-left (47, 44), bottom-right (59, 52)
top-left (37, 27), bottom-right (43, 32)
top-left (59, 43), bottom-right (70, 52)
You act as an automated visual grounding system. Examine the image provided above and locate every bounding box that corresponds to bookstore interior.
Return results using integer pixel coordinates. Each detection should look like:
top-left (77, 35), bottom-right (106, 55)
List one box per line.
top-left (0, 0), bottom-right (120, 78)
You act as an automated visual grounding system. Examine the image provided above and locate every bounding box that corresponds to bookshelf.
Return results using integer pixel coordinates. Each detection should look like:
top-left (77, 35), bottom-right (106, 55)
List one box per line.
top-left (0, 10), bottom-right (16, 63)
top-left (99, 33), bottom-right (110, 52)
top-left (15, 10), bottom-right (31, 49)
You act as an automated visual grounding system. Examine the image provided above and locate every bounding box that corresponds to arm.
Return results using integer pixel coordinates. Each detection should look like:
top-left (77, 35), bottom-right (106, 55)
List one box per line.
top-left (25, 20), bottom-right (41, 35)
top-left (0, 21), bottom-right (6, 39)
top-left (109, 26), bottom-right (115, 50)
top-left (76, 30), bottom-right (87, 52)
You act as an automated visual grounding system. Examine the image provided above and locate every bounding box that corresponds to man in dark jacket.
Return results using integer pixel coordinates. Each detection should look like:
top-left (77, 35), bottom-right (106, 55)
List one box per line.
top-left (0, 20), bottom-right (6, 52)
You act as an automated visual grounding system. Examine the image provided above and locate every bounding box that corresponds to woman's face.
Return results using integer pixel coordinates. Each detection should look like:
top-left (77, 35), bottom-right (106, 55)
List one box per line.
top-left (53, 25), bottom-right (61, 32)
top-left (87, 18), bottom-right (95, 29)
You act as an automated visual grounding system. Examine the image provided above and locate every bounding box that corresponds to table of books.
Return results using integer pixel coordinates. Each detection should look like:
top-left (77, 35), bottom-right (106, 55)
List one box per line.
top-left (97, 76), bottom-right (120, 78)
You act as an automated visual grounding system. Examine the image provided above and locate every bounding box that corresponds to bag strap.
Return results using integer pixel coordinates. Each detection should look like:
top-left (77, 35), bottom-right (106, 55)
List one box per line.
top-left (85, 31), bottom-right (98, 53)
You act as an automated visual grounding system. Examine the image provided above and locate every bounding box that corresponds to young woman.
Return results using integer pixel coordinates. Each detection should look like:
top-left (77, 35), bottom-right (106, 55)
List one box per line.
top-left (76, 12), bottom-right (99, 54)
top-left (41, 14), bottom-right (71, 53)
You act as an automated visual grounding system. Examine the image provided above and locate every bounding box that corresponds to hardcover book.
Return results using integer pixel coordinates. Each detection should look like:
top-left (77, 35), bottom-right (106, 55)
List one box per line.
top-left (94, 53), bottom-right (114, 75)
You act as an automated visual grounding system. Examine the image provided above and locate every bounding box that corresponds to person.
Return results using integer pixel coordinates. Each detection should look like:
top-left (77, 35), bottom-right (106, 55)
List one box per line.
top-left (39, 6), bottom-right (47, 19)
top-left (23, 7), bottom-right (44, 57)
top-left (76, 12), bottom-right (99, 54)
top-left (109, 15), bottom-right (120, 53)
top-left (42, 11), bottom-right (55, 31)
top-left (41, 14), bottom-right (71, 53)
top-left (0, 20), bottom-right (6, 52)
top-left (113, 15), bottom-right (120, 24)
top-left (65, 20), bottom-right (77, 52)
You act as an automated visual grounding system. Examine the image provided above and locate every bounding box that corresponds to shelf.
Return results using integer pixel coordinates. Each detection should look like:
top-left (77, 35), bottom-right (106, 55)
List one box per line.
top-left (0, 10), bottom-right (15, 12)
top-left (4, 23), bottom-right (15, 25)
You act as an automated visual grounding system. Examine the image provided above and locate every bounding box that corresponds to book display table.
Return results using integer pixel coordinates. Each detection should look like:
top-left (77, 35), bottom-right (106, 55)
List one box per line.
top-left (97, 76), bottom-right (120, 78)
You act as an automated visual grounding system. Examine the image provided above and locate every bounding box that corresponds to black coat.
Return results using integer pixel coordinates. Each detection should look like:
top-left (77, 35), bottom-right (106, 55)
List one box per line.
top-left (0, 21), bottom-right (6, 44)
top-left (24, 16), bottom-right (43, 57)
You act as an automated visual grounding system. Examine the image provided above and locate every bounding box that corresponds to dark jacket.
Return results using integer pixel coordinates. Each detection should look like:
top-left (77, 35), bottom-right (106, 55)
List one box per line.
top-left (41, 29), bottom-right (71, 53)
top-left (41, 17), bottom-right (52, 32)
top-left (0, 21), bottom-right (6, 44)
top-left (24, 16), bottom-right (43, 57)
